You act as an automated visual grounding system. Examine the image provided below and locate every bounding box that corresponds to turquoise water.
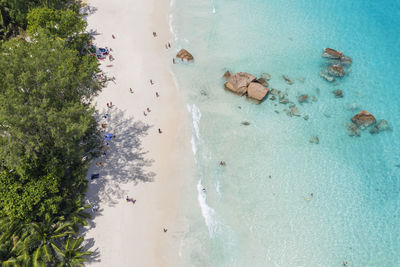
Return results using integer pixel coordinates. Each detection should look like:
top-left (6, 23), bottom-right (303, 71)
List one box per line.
top-left (169, 0), bottom-right (400, 266)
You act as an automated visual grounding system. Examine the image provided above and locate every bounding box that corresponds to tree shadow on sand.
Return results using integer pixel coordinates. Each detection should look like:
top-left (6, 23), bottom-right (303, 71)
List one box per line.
top-left (87, 107), bottom-right (155, 206)
top-left (81, 108), bottom-right (155, 261)
top-left (81, 108), bottom-right (155, 247)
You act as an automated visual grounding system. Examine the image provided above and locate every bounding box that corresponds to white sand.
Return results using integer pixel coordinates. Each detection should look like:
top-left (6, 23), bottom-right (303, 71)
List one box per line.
top-left (84, 0), bottom-right (192, 266)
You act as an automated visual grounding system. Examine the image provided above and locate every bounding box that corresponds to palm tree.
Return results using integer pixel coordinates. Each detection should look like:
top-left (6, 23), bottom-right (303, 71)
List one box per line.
top-left (66, 204), bottom-right (91, 232)
top-left (13, 217), bottom-right (75, 266)
top-left (52, 236), bottom-right (92, 267)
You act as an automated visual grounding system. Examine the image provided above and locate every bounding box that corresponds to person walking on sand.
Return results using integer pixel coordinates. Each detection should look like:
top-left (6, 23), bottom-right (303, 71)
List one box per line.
top-left (112, 34), bottom-right (115, 39)
top-left (130, 88), bottom-right (133, 94)
top-left (158, 128), bottom-right (162, 134)
top-left (172, 58), bottom-right (175, 64)
top-left (107, 103), bottom-right (109, 108)
top-left (168, 42), bottom-right (171, 48)
top-left (156, 92), bottom-right (159, 97)
top-left (147, 107), bottom-right (151, 112)
top-left (150, 79), bottom-right (154, 85)
top-left (153, 32), bottom-right (157, 37)
top-left (144, 111), bottom-right (147, 116)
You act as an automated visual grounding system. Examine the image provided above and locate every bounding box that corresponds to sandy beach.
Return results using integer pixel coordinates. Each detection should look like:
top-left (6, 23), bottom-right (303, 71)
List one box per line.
top-left (83, 0), bottom-right (192, 266)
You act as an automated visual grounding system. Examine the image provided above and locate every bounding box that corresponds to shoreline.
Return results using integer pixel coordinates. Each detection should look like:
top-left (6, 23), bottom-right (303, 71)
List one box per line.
top-left (84, 0), bottom-right (193, 266)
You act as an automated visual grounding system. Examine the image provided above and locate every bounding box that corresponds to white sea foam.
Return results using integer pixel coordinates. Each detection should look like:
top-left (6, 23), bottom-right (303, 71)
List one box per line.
top-left (191, 104), bottom-right (201, 139)
top-left (190, 134), bottom-right (197, 155)
top-left (197, 180), bottom-right (219, 237)
top-left (215, 180), bottom-right (221, 199)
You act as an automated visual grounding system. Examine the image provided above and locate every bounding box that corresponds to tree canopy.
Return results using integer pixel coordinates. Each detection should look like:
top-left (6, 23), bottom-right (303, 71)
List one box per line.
top-left (0, 1), bottom-right (101, 265)
top-left (0, 34), bottom-right (102, 222)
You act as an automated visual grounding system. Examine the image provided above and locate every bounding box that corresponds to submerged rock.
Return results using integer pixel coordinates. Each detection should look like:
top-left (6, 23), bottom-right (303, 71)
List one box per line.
top-left (290, 106), bottom-right (300, 116)
top-left (319, 71), bottom-right (335, 82)
top-left (298, 94), bottom-right (309, 103)
top-left (247, 82), bottom-right (269, 101)
top-left (224, 72), bottom-right (256, 95)
top-left (270, 95), bottom-right (276, 101)
top-left (347, 122), bottom-right (360, 137)
top-left (241, 121), bottom-right (250, 126)
top-left (370, 119), bottom-right (391, 134)
top-left (345, 102), bottom-right (361, 110)
top-left (332, 89), bottom-right (343, 98)
top-left (328, 64), bottom-right (345, 77)
top-left (323, 48), bottom-right (343, 59)
top-left (309, 136), bottom-right (319, 144)
top-left (303, 115), bottom-right (309, 120)
top-left (279, 98), bottom-right (289, 104)
top-left (256, 77), bottom-right (269, 87)
top-left (176, 49), bottom-right (194, 61)
top-left (261, 73), bottom-right (271, 81)
top-left (282, 75), bottom-right (294, 85)
top-left (270, 88), bottom-right (279, 96)
top-left (351, 110), bottom-right (376, 127)
top-left (223, 70), bottom-right (231, 80)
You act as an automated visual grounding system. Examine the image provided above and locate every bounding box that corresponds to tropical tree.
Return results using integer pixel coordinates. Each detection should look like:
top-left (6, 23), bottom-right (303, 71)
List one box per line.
top-left (52, 236), bottom-right (92, 267)
top-left (13, 217), bottom-right (75, 265)
top-left (0, 34), bottom-right (103, 221)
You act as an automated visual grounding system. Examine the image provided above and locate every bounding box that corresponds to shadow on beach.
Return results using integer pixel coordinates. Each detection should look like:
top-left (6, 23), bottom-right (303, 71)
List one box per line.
top-left (81, 107), bottom-right (155, 258)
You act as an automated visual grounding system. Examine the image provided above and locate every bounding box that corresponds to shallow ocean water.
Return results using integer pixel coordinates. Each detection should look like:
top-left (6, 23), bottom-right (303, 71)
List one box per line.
top-left (169, 0), bottom-right (400, 266)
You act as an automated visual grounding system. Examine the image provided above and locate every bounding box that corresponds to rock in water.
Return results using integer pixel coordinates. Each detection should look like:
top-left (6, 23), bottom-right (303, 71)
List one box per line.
top-left (332, 89), bottom-right (343, 98)
top-left (176, 49), bottom-right (194, 61)
top-left (280, 98), bottom-right (289, 104)
top-left (261, 73), bottom-right (271, 80)
top-left (224, 72), bottom-right (256, 95)
top-left (328, 64), bottom-right (345, 77)
top-left (290, 106), bottom-right (300, 116)
top-left (347, 122), bottom-right (360, 137)
top-left (351, 110), bottom-right (376, 127)
top-left (319, 71), bottom-right (335, 82)
top-left (270, 88), bottom-right (279, 96)
top-left (370, 119), bottom-right (391, 134)
top-left (309, 136), bottom-right (319, 144)
top-left (345, 102), bottom-right (360, 110)
top-left (223, 70), bottom-right (231, 80)
top-left (247, 82), bottom-right (269, 101)
top-left (322, 48), bottom-right (343, 59)
top-left (241, 121), bottom-right (250, 126)
top-left (298, 94), bottom-right (308, 103)
top-left (282, 75), bottom-right (294, 85)
top-left (256, 77), bottom-right (269, 87)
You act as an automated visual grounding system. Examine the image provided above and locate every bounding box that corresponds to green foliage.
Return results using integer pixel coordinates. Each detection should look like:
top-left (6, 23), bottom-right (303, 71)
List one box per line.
top-left (0, 34), bottom-right (102, 222)
top-left (26, 7), bottom-right (89, 51)
top-left (0, 0), bottom-right (78, 40)
top-left (53, 236), bottom-right (92, 266)
top-left (0, 0), bottom-right (100, 265)
top-left (27, 7), bottom-right (86, 38)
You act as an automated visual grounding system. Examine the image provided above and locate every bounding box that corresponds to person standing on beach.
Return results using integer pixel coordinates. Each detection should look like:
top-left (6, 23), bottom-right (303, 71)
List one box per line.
top-left (130, 88), bottom-right (133, 94)
top-left (172, 58), bottom-right (175, 64)
top-left (158, 128), bottom-right (162, 134)
top-left (150, 79), bottom-right (154, 85)
top-left (112, 34), bottom-right (115, 39)
top-left (168, 42), bottom-right (171, 48)
top-left (153, 32), bottom-right (157, 37)
top-left (156, 92), bottom-right (159, 97)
